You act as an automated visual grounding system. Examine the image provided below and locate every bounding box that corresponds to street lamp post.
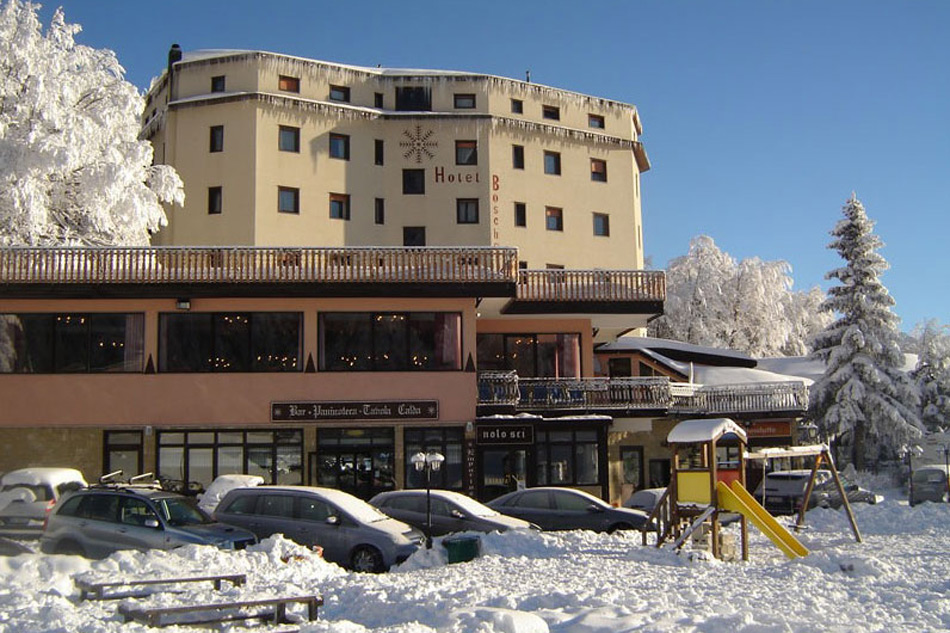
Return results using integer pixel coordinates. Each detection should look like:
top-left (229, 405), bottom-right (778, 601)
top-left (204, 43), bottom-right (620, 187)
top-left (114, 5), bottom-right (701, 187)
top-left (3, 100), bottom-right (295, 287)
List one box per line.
top-left (411, 450), bottom-right (444, 549)
top-left (943, 444), bottom-right (950, 502)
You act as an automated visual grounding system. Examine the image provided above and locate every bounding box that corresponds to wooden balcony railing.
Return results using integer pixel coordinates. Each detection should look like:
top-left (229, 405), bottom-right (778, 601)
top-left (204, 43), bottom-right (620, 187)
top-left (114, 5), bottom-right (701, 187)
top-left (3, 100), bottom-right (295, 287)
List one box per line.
top-left (687, 381), bottom-right (810, 415)
top-left (516, 269), bottom-right (665, 303)
top-left (0, 246), bottom-right (519, 286)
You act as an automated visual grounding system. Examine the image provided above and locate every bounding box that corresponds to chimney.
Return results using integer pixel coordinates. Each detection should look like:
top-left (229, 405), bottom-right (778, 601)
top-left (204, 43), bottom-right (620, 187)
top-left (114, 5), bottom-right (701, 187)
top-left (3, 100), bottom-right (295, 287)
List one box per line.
top-left (167, 44), bottom-right (183, 75)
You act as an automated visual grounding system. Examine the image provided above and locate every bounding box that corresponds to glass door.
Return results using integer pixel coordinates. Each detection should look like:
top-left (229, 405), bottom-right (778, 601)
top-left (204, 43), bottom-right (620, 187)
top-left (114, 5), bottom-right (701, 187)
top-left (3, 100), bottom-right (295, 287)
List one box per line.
top-left (478, 448), bottom-right (528, 502)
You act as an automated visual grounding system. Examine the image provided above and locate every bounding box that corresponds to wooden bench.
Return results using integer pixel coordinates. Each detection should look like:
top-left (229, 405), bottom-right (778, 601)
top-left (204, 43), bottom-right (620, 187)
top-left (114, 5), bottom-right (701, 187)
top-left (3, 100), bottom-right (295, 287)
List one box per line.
top-left (76, 573), bottom-right (246, 601)
top-left (117, 595), bottom-right (323, 627)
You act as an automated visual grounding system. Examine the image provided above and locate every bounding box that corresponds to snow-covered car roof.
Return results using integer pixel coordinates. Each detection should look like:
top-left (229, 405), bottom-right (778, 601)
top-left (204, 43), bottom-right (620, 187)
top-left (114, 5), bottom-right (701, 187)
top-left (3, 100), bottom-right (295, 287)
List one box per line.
top-left (667, 418), bottom-right (747, 444)
top-left (198, 474), bottom-right (264, 513)
top-left (1, 468), bottom-right (86, 488)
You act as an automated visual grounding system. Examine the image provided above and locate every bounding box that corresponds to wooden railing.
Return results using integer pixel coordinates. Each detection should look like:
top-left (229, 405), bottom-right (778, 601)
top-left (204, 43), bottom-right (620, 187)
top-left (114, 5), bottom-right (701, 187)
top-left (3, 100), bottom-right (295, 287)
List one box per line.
top-left (0, 246), bottom-right (519, 285)
top-left (689, 381), bottom-right (809, 415)
top-left (516, 269), bottom-right (665, 302)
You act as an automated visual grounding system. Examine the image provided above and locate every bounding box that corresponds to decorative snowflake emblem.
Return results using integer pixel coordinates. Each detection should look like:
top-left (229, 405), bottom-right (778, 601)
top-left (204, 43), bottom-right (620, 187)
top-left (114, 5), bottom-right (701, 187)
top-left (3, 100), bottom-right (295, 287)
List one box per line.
top-left (400, 125), bottom-right (438, 163)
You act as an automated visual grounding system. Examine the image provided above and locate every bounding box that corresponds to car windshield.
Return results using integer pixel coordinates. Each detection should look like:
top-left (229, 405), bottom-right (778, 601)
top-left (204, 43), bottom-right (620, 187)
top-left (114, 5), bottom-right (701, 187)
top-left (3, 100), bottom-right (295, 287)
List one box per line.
top-left (155, 497), bottom-right (213, 526)
top-left (333, 495), bottom-right (392, 523)
top-left (445, 494), bottom-right (498, 517)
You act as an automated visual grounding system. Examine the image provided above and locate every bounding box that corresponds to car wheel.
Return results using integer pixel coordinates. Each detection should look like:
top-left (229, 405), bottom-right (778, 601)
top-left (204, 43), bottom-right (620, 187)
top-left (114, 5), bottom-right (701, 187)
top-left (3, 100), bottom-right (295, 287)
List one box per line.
top-left (350, 546), bottom-right (385, 573)
top-left (606, 522), bottom-right (635, 534)
top-left (55, 540), bottom-right (85, 557)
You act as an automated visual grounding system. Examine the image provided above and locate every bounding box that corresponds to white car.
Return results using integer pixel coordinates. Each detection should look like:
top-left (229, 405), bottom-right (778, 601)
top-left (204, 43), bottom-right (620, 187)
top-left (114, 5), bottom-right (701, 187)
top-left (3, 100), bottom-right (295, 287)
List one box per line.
top-left (0, 468), bottom-right (87, 538)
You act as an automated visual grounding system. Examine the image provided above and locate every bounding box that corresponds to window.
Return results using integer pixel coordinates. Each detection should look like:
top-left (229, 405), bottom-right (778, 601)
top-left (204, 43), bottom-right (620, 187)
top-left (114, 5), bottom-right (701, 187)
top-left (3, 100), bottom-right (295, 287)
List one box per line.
top-left (588, 113), bottom-right (605, 129)
top-left (211, 75), bottom-right (226, 92)
top-left (621, 447), bottom-right (644, 489)
top-left (542, 105), bottom-right (560, 120)
top-left (278, 126), bottom-right (300, 152)
top-left (590, 158), bottom-right (607, 182)
top-left (543, 151), bottom-right (561, 175)
top-left (329, 133), bottom-right (350, 160)
top-left (456, 198), bottom-right (479, 224)
top-left (209, 125), bottom-right (224, 153)
top-left (278, 75), bottom-right (300, 93)
top-left (455, 140), bottom-right (477, 165)
top-left (278, 187), bottom-right (299, 214)
top-left (476, 333), bottom-right (580, 378)
top-left (514, 202), bottom-right (526, 227)
top-left (374, 198), bottom-right (385, 225)
top-left (374, 139), bottom-right (384, 165)
top-left (454, 93), bottom-right (476, 109)
top-left (319, 312), bottom-right (462, 371)
top-left (208, 186), bottom-right (222, 215)
top-left (404, 428), bottom-right (464, 490)
top-left (105, 431), bottom-right (143, 480)
top-left (316, 428), bottom-right (395, 497)
top-left (512, 145), bottom-right (525, 169)
top-left (403, 226), bottom-right (426, 246)
top-left (374, 92), bottom-right (384, 108)
top-left (593, 213), bottom-right (610, 236)
top-left (510, 98), bottom-right (523, 114)
top-left (402, 169), bottom-right (425, 194)
top-left (545, 206), bottom-right (563, 231)
top-left (329, 193), bottom-right (351, 220)
top-left (395, 86), bottom-right (431, 111)
top-left (158, 429), bottom-right (303, 486)
top-left (0, 313), bottom-right (144, 373)
top-left (159, 312), bottom-right (302, 372)
top-left (608, 357), bottom-right (632, 378)
top-left (329, 85), bottom-right (350, 102)
top-left (536, 429), bottom-right (601, 486)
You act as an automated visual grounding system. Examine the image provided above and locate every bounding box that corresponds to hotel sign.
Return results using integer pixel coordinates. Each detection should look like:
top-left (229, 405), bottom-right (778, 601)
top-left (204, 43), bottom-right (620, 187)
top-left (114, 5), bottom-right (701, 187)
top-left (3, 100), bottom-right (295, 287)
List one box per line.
top-left (476, 425), bottom-right (534, 445)
top-left (271, 400), bottom-right (439, 422)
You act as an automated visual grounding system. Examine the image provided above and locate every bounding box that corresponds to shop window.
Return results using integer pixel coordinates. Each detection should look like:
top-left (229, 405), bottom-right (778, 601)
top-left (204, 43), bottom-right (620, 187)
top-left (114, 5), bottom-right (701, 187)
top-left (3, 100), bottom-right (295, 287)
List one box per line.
top-left (211, 75), bottom-right (226, 92)
top-left (590, 158), bottom-right (607, 182)
top-left (278, 187), bottom-right (299, 214)
top-left (0, 313), bottom-right (144, 373)
top-left (514, 202), bottom-right (526, 227)
top-left (319, 312), bottom-right (461, 372)
top-left (512, 145), bottom-right (525, 169)
top-left (207, 186), bottom-right (222, 215)
top-left (542, 105), bottom-right (560, 120)
top-left (316, 428), bottom-right (395, 499)
top-left (593, 213), bottom-right (610, 237)
top-left (588, 113), bottom-right (605, 129)
top-left (329, 133), bottom-right (350, 160)
top-left (545, 206), bottom-right (563, 231)
top-left (279, 126), bottom-right (300, 152)
top-left (158, 429), bottom-right (303, 487)
top-left (404, 428), bottom-right (464, 490)
top-left (543, 151), bottom-right (561, 175)
top-left (454, 93), bottom-right (476, 109)
top-left (536, 429), bottom-right (600, 486)
top-left (329, 85), bottom-right (350, 102)
top-left (329, 193), bottom-right (351, 220)
top-left (209, 125), bottom-right (224, 152)
top-left (278, 75), bottom-right (300, 93)
top-left (456, 198), bottom-right (479, 224)
top-left (402, 169), bottom-right (425, 194)
top-left (159, 312), bottom-right (302, 372)
top-left (476, 333), bottom-right (580, 378)
top-left (455, 140), bottom-right (477, 165)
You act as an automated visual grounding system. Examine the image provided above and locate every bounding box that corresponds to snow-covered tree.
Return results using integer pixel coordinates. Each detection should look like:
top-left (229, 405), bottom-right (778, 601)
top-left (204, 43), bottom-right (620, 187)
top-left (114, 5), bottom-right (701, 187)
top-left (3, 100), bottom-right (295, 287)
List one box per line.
top-left (649, 235), bottom-right (830, 357)
top-left (810, 194), bottom-right (922, 470)
top-left (0, 0), bottom-right (183, 247)
top-left (910, 319), bottom-right (950, 432)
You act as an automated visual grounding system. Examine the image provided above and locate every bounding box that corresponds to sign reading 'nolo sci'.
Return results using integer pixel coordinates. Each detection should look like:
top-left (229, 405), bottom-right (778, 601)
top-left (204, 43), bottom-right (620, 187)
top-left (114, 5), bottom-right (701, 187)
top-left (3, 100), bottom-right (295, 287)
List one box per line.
top-left (271, 400), bottom-right (439, 422)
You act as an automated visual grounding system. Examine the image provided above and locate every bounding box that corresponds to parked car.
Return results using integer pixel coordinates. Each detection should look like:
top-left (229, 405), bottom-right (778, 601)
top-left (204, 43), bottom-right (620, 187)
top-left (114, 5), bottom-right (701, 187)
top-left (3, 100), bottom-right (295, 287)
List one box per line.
top-left (910, 465), bottom-right (950, 506)
top-left (0, 468), bottom-right (87, 539)
top-left (198, 474), bottom-right (264, 514)
top-left (622, 487), bottom-right (740, 525)
top-left (40, 484), bottom-right (257, 558)
top-left (370, 489), bottom-right (537, 536)
top-left (753, 470), bottom-right (882, 516)
top-left (487, 487), bottom-right (649, 533)
top-left (214, 486), bottom-right (424, 573)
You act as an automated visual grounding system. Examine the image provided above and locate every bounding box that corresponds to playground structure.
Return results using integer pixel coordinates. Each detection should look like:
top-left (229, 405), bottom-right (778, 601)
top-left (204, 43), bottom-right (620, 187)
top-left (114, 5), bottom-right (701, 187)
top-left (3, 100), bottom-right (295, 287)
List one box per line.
top-left (644, 418), bottom-right (862, 561)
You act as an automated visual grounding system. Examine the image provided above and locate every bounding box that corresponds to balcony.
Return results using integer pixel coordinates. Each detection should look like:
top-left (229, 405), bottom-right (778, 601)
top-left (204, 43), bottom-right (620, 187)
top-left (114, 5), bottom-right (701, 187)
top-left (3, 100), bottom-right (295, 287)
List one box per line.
top-left (477, 373), bottom-right (808, 417)
top-left (514, 269), bottom-right (665, 304)
top-left (0, 246), bottom-right (519, 299)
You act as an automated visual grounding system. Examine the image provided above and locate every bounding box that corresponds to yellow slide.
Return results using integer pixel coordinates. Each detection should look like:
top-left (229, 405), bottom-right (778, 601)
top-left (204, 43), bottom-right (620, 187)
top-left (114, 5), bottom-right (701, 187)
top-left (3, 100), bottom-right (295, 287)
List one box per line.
top-left (716, 480), bottom-right (809, 559)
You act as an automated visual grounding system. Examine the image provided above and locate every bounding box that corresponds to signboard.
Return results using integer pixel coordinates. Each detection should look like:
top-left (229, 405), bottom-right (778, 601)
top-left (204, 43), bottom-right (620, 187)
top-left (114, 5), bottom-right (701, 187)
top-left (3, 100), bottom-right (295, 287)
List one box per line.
top-left (476, 425), bottom-right (534, 445)
top-left (271, 400), bottom-right (439, 422)
top-left (746, 421), bottom-right (792, 438)
top-left (465, 438), bottom-right (477, 498)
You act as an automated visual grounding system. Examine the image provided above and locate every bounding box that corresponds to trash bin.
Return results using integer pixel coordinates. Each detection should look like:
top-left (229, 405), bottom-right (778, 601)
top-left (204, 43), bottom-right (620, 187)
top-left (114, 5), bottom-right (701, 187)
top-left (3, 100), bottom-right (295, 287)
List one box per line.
top-left (442, 535), bottom-right (480, 563)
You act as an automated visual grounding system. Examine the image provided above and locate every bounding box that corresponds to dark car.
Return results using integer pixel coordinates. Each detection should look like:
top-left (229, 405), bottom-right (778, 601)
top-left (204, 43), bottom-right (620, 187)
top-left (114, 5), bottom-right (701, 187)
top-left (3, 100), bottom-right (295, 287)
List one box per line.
top-left (753, 470), bottom-right (882, 516)
top-left (487, 487), bottom-right (649, 533)
top-left (40, 485), bottom-right (257, 558)
top-left (910, 465), bottom-right (950, 506)
top-left (214, 486), bottom-right (424, 573)
top-left (370, 489), bottom-right (536, 536)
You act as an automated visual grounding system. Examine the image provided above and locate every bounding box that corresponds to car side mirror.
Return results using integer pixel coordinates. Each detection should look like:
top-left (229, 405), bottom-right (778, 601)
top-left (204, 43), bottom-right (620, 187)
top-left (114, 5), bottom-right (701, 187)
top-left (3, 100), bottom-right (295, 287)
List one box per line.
top-left (144, 518), bottom-right (161, 529)
top-left (326, 515), bottom-right (340, 526)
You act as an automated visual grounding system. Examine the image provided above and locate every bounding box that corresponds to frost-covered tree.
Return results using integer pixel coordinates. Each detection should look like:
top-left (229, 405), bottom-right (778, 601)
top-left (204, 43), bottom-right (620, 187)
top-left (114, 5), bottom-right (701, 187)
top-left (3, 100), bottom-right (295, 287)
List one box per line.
top-left (0, 0), bottom-right (183, 246)
top-left (910, 320), bottom-right (950, 432)
top-left (810, 194), bottom-right (922, 470)
top-left (649, 235), bottom-right (830, 357)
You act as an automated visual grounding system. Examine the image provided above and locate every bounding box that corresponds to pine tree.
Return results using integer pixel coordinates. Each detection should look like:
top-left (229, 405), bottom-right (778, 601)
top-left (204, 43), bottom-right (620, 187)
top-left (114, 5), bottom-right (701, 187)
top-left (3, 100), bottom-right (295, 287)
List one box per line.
top-left (910, 320), bottom-right (950, 432)
top-left (810, 194), bottom-right (922, 469)
top-left (0, 1), bottom-right (183, 246)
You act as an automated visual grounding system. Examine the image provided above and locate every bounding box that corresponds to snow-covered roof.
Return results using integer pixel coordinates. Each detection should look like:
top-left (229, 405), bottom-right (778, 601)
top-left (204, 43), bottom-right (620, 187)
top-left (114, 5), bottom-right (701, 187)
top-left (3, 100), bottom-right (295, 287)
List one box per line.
top-left (597, 337), bottom-right (756, 368)
top-left (0, 468), bottom-right (86, 488)
top-left (667, 418), bottom-right (747, 444)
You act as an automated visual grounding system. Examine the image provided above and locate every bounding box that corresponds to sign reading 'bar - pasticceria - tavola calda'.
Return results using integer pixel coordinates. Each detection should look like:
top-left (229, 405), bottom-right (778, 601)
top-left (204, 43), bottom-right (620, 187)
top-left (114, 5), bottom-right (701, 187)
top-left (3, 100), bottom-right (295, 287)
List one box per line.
top-left (271, 401), bottom-right (439, 422)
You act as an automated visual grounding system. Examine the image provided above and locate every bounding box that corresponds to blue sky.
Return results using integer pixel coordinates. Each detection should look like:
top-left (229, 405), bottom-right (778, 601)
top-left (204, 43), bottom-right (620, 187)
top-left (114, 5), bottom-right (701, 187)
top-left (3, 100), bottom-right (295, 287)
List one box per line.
top-left (38, 0), bottom-right (949, 331)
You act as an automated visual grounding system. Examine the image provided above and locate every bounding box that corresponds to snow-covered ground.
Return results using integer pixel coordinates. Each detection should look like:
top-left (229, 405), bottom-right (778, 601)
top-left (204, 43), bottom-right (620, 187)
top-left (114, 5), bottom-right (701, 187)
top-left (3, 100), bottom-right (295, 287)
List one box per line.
top-left (1, 491), bottom-right (948, 633)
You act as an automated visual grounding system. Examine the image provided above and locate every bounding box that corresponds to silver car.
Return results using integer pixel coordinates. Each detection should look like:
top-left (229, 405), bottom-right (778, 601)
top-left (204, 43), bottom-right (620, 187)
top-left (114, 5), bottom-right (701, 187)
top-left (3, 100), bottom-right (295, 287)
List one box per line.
top-left (40, 486), bottom-right (257, 558)
top-left (370, 489), bottom-right (537, 536)
top-left (0, 468), bottom-right (87, 539)
top-left (214, 486), bottom-right (424, 573)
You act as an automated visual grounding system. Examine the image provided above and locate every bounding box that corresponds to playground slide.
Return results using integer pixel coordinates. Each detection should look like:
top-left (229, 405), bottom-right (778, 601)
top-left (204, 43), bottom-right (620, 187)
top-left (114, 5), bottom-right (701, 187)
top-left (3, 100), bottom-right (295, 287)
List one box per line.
top-left (716, 480), bottom-right (809, 559)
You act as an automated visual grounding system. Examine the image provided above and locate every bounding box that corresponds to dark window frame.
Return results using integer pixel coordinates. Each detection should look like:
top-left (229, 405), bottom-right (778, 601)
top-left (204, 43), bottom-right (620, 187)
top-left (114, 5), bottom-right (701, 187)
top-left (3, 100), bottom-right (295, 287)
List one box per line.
top-left (402, 169), bottom-right (425, 195)
top-left (510, 98), bottom-right (524, 114)
top-left (329, 85), bottom-right (351, 102)
top-left (593, 213), bottom-right (610, 237)
top-left (543, 151), bottom-right (561, 175)
top-left (329, 133), bottom-right (350, 160)
top-left (455, 140), bottom-right (478, 166)
top-left (374, 198), bottom-right (385, 225)
top-left (514, 202), bottom-right (527, 227)
top-left (536, 428), bottom-right (602, 486)
top-left (542, 105), bottom-right (560, 121)
top-left (591, 158), bottom-right (607, 182)
top-left (208, 186), bottom-right (222, 215)
top-left (545, 206), bottom-right (563, 231)
top-left (210, 75), bottom-right (226, 93)
top-left (278, 186), bottom-right (300, 214)
top-left (209, 125), bottom-right (224, 153)
top-left (329, 193), bottom-right (351, 220)
top-left (454, 93), bottom-right (476, 109)
top-left (456, 198), bottom-right (479, 224)
top-left (279, 126), bottom-right (300, 153)
top-left (404, 427), bottom-right (465, 491)
top-left (512, 145), bottom-right (525, 169)
top-left (374, 139), bottom-right (384, 165)
top-left (278, 75), bottom-right (300, 93)
top-left (588, 113), bottom-right (605, 129)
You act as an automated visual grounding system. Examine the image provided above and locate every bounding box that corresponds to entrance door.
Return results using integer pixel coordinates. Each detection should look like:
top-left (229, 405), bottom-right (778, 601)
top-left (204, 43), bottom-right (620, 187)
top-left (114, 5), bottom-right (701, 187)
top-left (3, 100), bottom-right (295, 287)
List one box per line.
top-left (478, 448), bottom-right (528, 502)
top-left (317, 450), bottom-right (394, 500)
